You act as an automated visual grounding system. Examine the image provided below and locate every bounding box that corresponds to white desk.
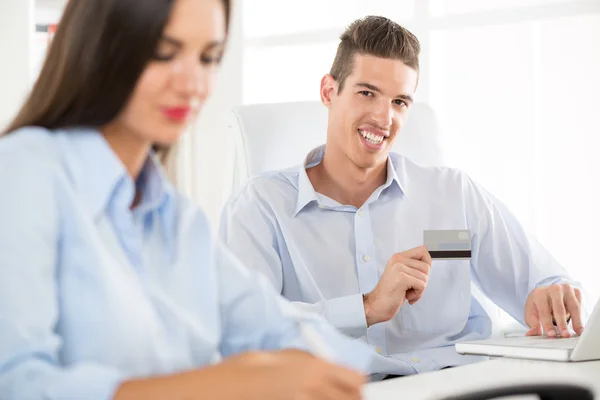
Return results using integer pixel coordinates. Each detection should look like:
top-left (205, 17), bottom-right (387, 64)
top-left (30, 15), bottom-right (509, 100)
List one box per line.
top-left (365, 358), bottom-right (600, 399)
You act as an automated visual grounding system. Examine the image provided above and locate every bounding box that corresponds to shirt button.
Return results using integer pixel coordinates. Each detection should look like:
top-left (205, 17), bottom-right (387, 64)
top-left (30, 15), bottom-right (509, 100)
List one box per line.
top-left (357, 210), bottom-right (364, 217)
top-left (318, 204), bottom-right (325, 209)
top-left (363, 255), bottom-right (371, 262)
top-left (376, 346), bottom-right (383, 354)
top-left (411, 357), bottom-right (420, 363)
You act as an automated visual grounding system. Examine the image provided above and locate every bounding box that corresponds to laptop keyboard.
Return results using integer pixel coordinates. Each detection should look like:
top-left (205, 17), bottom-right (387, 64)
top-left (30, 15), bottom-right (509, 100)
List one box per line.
top-left (484, 336), bottom-right (580, 349)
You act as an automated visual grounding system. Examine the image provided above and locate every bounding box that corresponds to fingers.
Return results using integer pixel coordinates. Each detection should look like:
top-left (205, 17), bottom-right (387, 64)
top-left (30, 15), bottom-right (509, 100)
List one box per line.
top-left (401, 257), bottom-right (432, 276)
top-left (574, 287), bottom-right (582, 304)
top-left (402, 274), bottom-right (426, 300)
top-left (327, 365), bottom-right (365, 388)
top-left (525, 300), bottom-right (542, 336)
top-left (526, 325), bottom-right (542, 336)
top-left (325, 366), bottom-right (364, 400)
top-left (387, 246), bottom-right (432, 284)
top-left (536, 295), bottom-right (557, 337)
top-left (384, 259), bottom-right (429, 284)
top-left (549, 285), bottom-right (570, 337)
top-left (399, 246), bottom-right (432, 264)
top-left (390, 248), bottom-right (431, 276)
top-left (565, 286), bottom-right (584, 335)
top-left (308, 383), bottom-right (359, 400)
top-left (526, 284), bottom-right (584, 337)
top-left (399, 264), bottom-right (428, 284)
top-left (380, 247), bottom-right (433, 308)
top-left (420, 247), bottom-right (433, 266)
top-left (406, 289), bottom-right (419, 304)
top-left (385, 255), bottom-right (430, 304)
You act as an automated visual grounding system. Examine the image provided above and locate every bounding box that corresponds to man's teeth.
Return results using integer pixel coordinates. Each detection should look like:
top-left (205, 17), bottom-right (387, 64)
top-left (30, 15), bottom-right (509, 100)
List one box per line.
top-left (359, 130), bottom-right (384, 145)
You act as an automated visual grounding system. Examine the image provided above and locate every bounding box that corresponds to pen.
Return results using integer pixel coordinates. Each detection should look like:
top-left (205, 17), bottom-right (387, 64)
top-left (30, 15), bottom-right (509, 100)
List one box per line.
top-left (298, 321), bottom-right (336, 362)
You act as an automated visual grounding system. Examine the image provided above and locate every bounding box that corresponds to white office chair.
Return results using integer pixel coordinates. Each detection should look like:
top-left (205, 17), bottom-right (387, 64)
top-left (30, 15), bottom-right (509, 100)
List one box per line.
top-left (228, 101), bottom-right (444, 188)
top-left (227, 100), bottom-right (507, 337)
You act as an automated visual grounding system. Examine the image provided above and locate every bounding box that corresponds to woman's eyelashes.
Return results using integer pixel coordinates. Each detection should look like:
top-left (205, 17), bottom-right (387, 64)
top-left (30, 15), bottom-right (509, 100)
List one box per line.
top-left (152, 36), bottom-right (224, 65)
top-left (152, 51), bottom-right (176, 61)
top-left (152, 51), bottom-right (223, 65)
top-left (200, 53), bottom-right (223, 65)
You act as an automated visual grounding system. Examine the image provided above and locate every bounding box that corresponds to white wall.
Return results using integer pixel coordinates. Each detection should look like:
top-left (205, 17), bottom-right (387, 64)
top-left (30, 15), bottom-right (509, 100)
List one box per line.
top-left (0, 0), bottom-right (35, 129)
top-left (176, 0), bottom-right (244, 230)
top-left (35, 0), bottom-right (65, 24)
top-left (0, 0), bottom-right (66, 130)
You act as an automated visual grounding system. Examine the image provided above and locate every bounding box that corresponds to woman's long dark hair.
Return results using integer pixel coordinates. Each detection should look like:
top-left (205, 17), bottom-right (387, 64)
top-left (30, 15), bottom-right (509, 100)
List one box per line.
top-left (2, 0), bottom-right (230, 135)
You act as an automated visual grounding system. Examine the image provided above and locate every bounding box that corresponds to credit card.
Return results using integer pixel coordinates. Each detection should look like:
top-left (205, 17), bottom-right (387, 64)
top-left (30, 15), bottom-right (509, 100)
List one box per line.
top-left (424, 230), bottom-right (471, 260)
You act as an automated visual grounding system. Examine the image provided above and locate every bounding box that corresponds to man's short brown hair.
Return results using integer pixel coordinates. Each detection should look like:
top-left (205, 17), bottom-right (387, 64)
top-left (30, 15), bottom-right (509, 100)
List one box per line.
top-left (330, 16), bottom-right (421, 92)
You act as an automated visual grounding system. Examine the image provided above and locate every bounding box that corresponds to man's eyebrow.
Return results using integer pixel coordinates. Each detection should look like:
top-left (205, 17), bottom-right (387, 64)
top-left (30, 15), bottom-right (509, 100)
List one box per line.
top-left (397, 94), bottom-right (414, 104)
top-left (355, 82), bottom-right (414, 103)
top-left (355, 82), bottom-right (381, 93)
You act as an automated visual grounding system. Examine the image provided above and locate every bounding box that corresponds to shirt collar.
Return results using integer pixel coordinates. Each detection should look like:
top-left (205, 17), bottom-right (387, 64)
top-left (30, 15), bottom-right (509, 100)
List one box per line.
top-left (293, 145), bottom-right (406, 216)
top-left (384, 152), bottom-right (406, 196)
top-left (61, 128), bottom-right (175, 222)
top-left (135, 153), bottom-right (176, 216)
top-left (294, 146), bottom-right (324, 216)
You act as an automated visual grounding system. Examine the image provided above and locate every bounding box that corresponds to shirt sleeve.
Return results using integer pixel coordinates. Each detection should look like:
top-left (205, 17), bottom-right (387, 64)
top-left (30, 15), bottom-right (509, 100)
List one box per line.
top-left (0, 133), bottom-right (125, 400)
top-left (462, 173), bottom-right (580, 326)
top-left (219, 186), bottom-right (368, 339)
top-left (213, 239), bottom-right (372, 373)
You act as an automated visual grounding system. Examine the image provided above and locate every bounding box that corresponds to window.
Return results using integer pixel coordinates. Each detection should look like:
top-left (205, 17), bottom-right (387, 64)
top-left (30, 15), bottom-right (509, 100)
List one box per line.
top-left (430, 0), bottom-right (582, 17)
top-left (243, 0), bottom-right (413, 38)
top-left (242, 0), bottom-right (600, 305)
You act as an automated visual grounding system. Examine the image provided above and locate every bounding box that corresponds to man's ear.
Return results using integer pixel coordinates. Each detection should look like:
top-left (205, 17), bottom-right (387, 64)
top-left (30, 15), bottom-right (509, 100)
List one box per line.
top-left (320, 74), bottom-right (337, 108)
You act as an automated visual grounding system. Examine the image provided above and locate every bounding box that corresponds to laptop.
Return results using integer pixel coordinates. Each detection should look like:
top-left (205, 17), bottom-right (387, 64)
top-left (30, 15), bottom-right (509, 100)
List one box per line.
top-left (455, 299), bottom-right (600, 362)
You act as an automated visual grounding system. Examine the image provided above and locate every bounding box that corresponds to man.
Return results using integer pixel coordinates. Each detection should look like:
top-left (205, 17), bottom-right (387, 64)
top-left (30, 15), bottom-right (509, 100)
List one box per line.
top-left (219, 16), bottom-right (584, 378)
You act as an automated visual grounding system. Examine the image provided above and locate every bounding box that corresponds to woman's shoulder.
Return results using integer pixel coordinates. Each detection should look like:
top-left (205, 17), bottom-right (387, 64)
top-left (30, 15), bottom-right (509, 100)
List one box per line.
top-left (0, 126), bottom-right (68, 196)
top-left (0, 127), bottom-right (67, 234)
top-left (0, 126), bottom-right (63, 166)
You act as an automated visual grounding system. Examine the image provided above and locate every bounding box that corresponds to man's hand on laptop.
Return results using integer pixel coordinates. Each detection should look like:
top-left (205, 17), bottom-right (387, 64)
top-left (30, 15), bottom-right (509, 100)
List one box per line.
top-left (525, 283), bottom-right (584, 338)
top-left (363, 246), bottom-right (432, 327)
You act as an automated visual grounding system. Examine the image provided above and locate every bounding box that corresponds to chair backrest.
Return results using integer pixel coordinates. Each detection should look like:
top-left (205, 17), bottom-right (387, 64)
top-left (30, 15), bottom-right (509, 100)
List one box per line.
top-left (227, 101), bottom-right (444, 189)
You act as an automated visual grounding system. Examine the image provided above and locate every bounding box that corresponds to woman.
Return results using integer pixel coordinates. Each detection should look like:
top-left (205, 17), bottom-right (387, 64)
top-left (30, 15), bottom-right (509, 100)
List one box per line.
top-left (0, 0), bottom-right (371, 399)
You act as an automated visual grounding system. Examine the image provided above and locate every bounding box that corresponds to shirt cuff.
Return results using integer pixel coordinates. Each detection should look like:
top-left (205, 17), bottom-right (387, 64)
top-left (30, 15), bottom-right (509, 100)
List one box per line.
top-left (534, 277), bottom-right (581, 291)
top-left (325, 293), bottom-right (368, 339)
